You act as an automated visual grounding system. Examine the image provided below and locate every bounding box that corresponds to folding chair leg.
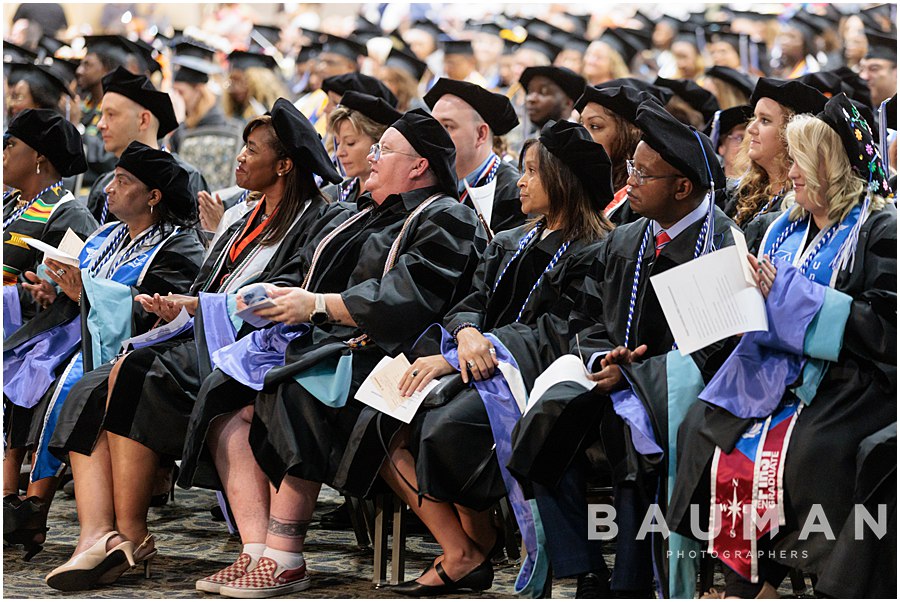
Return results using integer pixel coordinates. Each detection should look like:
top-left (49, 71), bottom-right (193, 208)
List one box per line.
top-left (789, 569), bottom-right (807, 596)
top-left (372, 494), bottom-right (390, 585)
top-left (390, 496), bottom-right (406, 585)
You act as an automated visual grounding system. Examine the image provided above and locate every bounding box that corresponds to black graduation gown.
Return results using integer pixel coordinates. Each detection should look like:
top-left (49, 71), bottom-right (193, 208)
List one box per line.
top-left (47, 197), bottom-right (332, 461)
top-left (3, 187), bottom-right (98, 322)
top-left (321, 177), bottom-right (363, 206)
top-left (407, 226), bottom-right (605, 510)
top-left (508, 207), bottom-right (739, 492)
top-left (4, 227), bottom-right (205, 452)
top-left (168, 105), bottom-right (237, 153)
top-left (178, 186), bottom-right (487, 494)
top-left (84, 155), bottom-right (209, 225)
top-left (667, 206), bottom-right (897, 585)
top-left (468, 159), bottom-right (526, 234)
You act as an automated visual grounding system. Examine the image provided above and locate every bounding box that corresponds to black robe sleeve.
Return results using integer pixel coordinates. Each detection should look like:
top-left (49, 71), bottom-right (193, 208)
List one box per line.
top-left (487, 161), bottom-right (527, 234)
top-left (341, 200), bottom-right (488, 356)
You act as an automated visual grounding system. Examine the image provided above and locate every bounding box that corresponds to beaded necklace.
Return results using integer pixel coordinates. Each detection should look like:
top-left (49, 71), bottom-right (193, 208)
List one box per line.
top-left (769, 216), bottom-right (841, 277)
top-left (88, 223), bottom-right (161, 278)
top-left (752, 186), bottom-right (785, 220)
top-left (3, 180), bottom-right (64, 231)
top-left (491, 220), bottom-right (572, 323)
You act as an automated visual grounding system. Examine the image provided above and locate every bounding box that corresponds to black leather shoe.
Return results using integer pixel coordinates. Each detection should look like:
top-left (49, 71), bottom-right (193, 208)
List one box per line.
top-left (576, 572), bottom-right (612, 598)
top-left (392, 559), bottom-right (493, 596)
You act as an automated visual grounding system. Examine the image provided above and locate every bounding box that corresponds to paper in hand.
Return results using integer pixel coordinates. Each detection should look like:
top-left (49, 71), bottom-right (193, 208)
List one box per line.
top-left (526, 354), bottom-right (594, 415)
top-left (355, 354), bottom-right (440, 423)
top-left (650, 230), bottom-right (767, 355)
top-left (235, 297), bottom-right (276, 328)
top-left (24, 228), bottom-right (85, 267)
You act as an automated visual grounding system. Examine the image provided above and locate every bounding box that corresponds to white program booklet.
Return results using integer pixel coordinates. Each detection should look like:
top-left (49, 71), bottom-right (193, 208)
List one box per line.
top-left (525, 354), bottom-right (595, 415)
top-left (24, 228), bottom-right (84, 267)
top-left (120, 307), bottom-right (192, 352)
top-left (355, 354), bottom-right (440, 423)
top-left (650, 227), bottom-right (768, 355)
top-left (464, 177), bottom-right (496, 232)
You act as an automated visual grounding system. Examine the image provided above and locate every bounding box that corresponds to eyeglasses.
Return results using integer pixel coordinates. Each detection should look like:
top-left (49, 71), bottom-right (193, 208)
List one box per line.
top-left (369, 143), bottom-right (420, 162)
top-left (626, 160), bottom-right (683, 186)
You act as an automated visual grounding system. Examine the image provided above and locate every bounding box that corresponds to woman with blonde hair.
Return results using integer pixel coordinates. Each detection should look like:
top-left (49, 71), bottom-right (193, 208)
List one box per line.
top-left (223, 52), bottom-right (288, 124)
top-left (669, 92), bottom-right (896, 599)
top-left (324, 91), bottom-right (401, 205)
top-left (727, 78), bottom-right (826, 228)
top-left (582, 33), bottom-right (632, 86)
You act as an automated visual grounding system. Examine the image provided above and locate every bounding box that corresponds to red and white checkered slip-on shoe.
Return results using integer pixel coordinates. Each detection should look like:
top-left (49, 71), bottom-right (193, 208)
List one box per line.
top-left (196, 553), bottom-right (256, 594)
top-left (219, 557), bottom-right (311, 599)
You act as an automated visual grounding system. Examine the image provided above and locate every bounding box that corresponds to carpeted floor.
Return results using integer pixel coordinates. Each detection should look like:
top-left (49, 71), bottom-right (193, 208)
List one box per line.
top-left (4, 484), bottom-right (578, 599)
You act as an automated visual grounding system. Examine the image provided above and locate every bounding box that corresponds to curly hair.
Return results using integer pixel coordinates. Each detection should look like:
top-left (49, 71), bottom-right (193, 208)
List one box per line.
top-left (783, 114), bottom-right (886, 223)
top-left (732, 104), bottom-right (795, 226)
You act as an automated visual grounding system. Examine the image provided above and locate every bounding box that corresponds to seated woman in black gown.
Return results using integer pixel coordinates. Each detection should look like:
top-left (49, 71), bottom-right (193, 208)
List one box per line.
top-left (378, 120), bottom-right (616, 596)
top-left (42, 99), bottom-right (341, 592)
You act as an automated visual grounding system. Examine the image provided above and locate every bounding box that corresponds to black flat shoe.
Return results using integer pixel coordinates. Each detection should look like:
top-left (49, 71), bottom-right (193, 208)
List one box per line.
top-left (3, 496), bottom-right (48, 560)
top-left (392, 559), bottom-right (493, 597)
top-left (149, 465), bottom-right (178, 508)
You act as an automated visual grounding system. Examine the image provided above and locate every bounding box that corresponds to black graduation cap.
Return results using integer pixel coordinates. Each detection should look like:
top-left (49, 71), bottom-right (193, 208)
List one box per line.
top-left (227, 50), bottom-right (278, 71)
top-left (389, 108), bottom-right (458, 198)
top-left (654, 77), bottom-right (721, 123)
top-left (129, 38), bottom-right (162, 74)
top-left (727, 10), bottom-right (778, 24)
top-left (321, 33), bottom-right (368, 61)
top-left (865, 30), bottom-right (898, 62)
top-left (83, 35), bottom-right (137, 61)
top-left (860, 3), bottom-right (896, 33)
top-left (173, 55), bottom-right (220, 84)
top-left (525, 17), bottom-right (570, 41)
top-left (250, 24), bottom-right (282, 51)
top-left (517, 35), bottom-right (562, 62)
top-left (41, 57), bottom-right (78, 90)
top-left (817, 93), bottom-right (892, 196)
top-left (116, 141), bottom-right (194, 222)
top-left (7, 61), bottom-right (74, 97)
top-left (385, 46), bottom-right (428, 81)
top-left (798, 71), bottom-right (850, 98)
top-left (595, 77), bottom-right (673, 104)
top-left (36, 35), bottom-right (66, 58)
top-left (827, 67), bottom-right (873, 107)
top-left (705, 66), bottom-right (755, 97)
top-left (632, 10), bottom-right (655, 31)
top-left (354, 15), bottom-right (383, 36)
top-left (561, 12), bottom-right (591, 36)
top-left (269, 97), bottom-right (341, 184)
top-left (539, 119), bottom-right (614, 209)
top-left (3, 41), bottom-right (38, 63)
top-left (598, 28), bottom-right (641, 65)
top-left (850, 99), bottom-right (879, 140)
top-left (465, 20), bottom-right (504, 38)
top-left (408, 18), bottom-right (445, 41)
top-left (561, 33), bottom-right (590, 55)
top-left (502, 38), bottom-right (518, 56)
top-left (633, 99), bottom-right (725, 190)
top-left (789, 11), bottom-right (832, 38)
top-left (575, 85), bottom-right (663, 124)
top-left (442, 39), bottom-right (474, 56)
top-left (297, 43), bottom-right (323, 64)
top-left (750, 77), bottom-right (827, 115)
top-left (322, 73), bottom-right (398, 107)
top-left (423, 77), bottom-right (519, 135)
top-left (338, 90), bottom-right (402, 126)
top-left (706, 104), bottom-right (753, 142)
top-left (174, 38), bottom-right (216, 61)
top-left (673, 21), bottom-right (703, 49)
top-left (6, 108), bottom-right (87, 176)
top-left (101, 66), bottom-right (179, 137)
top-left (519, 66), bottom-right (586, 103)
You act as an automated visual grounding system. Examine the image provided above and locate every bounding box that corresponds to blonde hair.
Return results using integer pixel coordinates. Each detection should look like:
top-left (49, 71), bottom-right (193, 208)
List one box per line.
top-left (732, 103), bottom-right (795, 226)
top-left (784, 113), bottom-right (886, 223)
top-left (223, 67), bottom-right (288, 120)
top-left (709, 78), bottom-right (750, 110)
top-left (328, 106), bottom-right (389, 142)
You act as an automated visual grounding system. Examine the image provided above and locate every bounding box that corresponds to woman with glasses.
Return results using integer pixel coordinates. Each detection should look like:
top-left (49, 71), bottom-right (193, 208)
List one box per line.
top-left (323, 91), bottom-right (401, 206)
top-left (669, 93), bottom-right (896, 599)
top-left (4, 142), bottom-right (204, 567)
top-left (374, 120), bottom-right (615, 597)
top-left (727, 78), bottom-right (827, 231)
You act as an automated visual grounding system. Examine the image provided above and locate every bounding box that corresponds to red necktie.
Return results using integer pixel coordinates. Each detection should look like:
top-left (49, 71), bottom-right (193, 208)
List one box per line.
top-left (655, 230), bottom-right (671, 257)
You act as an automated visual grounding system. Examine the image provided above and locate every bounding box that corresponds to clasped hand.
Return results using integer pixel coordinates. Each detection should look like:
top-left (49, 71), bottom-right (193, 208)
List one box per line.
top-left (135, 293), bottom-right (199, 322)
top-left (588, 344), bottom-right (648, 395)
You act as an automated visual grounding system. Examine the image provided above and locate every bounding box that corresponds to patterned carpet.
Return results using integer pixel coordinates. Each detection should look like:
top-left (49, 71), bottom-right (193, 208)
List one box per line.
top-left (4, 484), bottom-right (578, 599)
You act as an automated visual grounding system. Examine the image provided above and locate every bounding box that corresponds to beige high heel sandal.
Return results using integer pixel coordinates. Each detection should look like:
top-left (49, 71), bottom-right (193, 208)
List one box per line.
top-left (45, 531), bottom-right (135, 592)
top-left (133, 532), bottom-right (158, 579)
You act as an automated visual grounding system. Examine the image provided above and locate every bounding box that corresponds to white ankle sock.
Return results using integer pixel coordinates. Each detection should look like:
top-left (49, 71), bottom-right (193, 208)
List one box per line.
top-left (242, 543), bottom-right (267, 563)
top-left (263, 547), bottom-right (305, 570)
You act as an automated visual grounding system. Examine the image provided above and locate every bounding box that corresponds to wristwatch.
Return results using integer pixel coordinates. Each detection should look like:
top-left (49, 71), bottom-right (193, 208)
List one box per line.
top-left (309, 293), bottom-right (329, 325)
